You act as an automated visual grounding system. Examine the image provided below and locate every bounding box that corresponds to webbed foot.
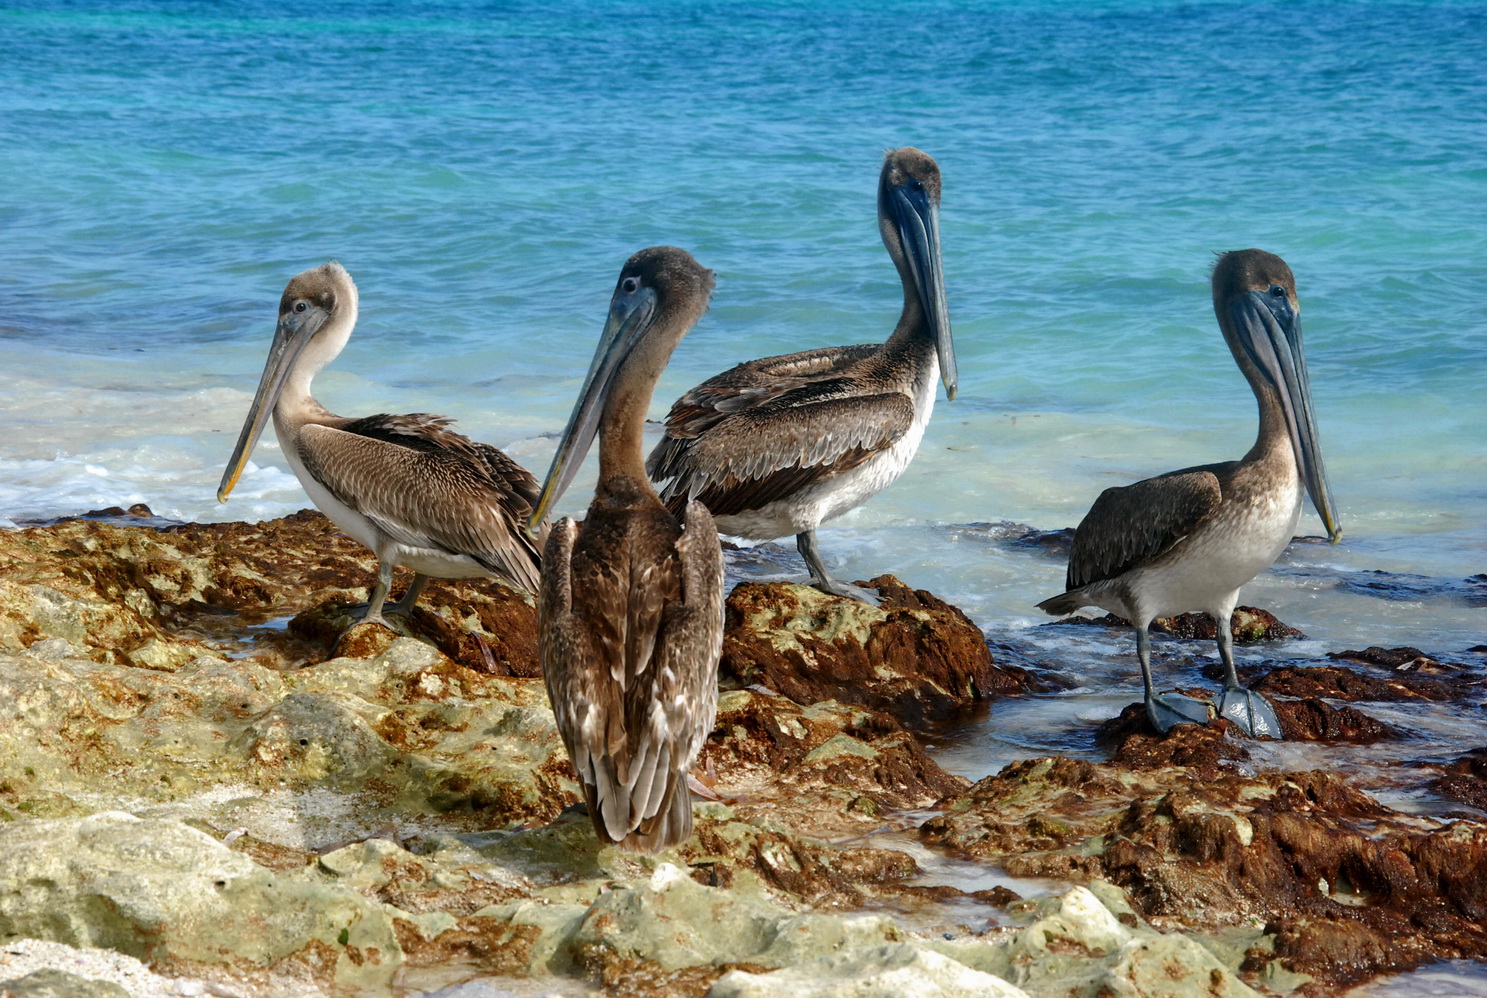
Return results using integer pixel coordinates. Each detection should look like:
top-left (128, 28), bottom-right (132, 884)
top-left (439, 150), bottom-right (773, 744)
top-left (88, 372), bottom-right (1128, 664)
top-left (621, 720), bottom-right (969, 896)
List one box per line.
top-left (1216, 685), bottom-right (1283, 739)
top-left (808, 577), bottom-right (882, 605)
top-left (1145, 692), bottom-right (1214, 734)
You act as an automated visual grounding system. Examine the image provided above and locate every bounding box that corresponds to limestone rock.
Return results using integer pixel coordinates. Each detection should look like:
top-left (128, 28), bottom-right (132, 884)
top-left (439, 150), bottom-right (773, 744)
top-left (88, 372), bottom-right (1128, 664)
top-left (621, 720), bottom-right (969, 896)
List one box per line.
top-left (708, 943), bottom-right (1030, 998)
top-left (0, 812), bottom-right (403, 990)
top-left (0, 969), bottom-right (130, 998)
top-left (1101, 933), bottom-right (1261, 998)
top-left (0, 969), bottom-right (129, 998)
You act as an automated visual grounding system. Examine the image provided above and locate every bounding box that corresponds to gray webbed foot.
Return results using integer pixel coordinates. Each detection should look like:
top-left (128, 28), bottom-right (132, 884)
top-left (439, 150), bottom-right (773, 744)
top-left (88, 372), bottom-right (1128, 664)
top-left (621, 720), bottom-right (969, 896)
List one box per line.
top-left (1145, 692), bottom-right (1214, 734)
top-left (1216, 685), bottom-right (1283, 739)
top-left (808, 577), bottom-right (882, 605)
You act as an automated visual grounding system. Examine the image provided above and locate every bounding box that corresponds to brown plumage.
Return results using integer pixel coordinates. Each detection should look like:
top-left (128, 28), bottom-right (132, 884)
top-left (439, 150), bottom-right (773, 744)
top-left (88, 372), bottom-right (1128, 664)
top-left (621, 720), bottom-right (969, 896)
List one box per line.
top-left (531, 247), bottom-right (724, 852)
top-left (218, 262), bottom-right (543, 624)
top-left (643, 148), bottom-right (956, 601)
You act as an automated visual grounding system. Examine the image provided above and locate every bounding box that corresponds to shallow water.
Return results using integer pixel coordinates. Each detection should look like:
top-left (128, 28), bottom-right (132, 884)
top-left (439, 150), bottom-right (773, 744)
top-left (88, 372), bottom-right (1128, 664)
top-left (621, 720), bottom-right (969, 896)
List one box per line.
top-left (3, 1), bottom-right (1486, 993)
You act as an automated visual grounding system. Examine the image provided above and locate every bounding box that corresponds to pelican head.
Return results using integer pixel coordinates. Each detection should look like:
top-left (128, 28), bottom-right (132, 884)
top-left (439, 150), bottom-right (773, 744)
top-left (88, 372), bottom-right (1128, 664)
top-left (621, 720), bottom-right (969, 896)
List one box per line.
top-left (879, 146), bottom-right (956, 400)
top-left (1213, 249), bottom-right (1341, 544)
top-left (528, 247), bottom-right (714, 532)
top-left (217, 262), bottom-right (358, 502)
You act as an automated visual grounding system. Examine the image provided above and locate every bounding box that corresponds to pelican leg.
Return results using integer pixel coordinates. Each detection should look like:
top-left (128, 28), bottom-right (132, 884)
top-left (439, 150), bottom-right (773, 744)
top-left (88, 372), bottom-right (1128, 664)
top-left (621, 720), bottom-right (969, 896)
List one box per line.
top-left (387, 573), bottom-right (429, 617)
top-left (1138, 624), bottom-right (1211, 733)
top-left (356, 561), bottom-right (395, 629)
top-left (796, 531), bottom-right (879, 605)
top-left (1213, 616), bottom-right (1282, 739)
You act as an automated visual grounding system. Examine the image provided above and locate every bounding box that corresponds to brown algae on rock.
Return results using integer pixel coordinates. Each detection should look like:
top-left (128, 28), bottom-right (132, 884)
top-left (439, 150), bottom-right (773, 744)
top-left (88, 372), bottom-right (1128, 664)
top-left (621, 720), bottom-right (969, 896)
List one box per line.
top-left (0, 511), bottom-right (1483, 995)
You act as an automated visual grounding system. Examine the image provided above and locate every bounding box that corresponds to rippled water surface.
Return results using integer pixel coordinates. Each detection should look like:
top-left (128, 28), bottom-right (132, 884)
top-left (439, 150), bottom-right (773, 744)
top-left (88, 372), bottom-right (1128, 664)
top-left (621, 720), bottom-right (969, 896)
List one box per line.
top-left (3, 2), bottom-right (1485, 992)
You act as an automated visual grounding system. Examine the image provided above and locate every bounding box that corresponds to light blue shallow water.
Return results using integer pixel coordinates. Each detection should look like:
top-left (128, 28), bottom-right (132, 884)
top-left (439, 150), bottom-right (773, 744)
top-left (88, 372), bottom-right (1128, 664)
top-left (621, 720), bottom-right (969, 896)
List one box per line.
top-left (2, 2), bottom-right (1486, 989)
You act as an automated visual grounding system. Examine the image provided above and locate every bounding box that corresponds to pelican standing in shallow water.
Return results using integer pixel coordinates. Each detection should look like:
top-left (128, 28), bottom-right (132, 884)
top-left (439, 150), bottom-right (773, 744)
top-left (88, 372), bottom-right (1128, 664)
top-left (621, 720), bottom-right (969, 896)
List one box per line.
top-left (218, 262), bottom-right (543, 624)
top-left (1038, 249), bottom-right (1342, 738)
top-left (530, 247), bottom-right (724, 853)
top-left (645, 147), bottom-right (955, 601)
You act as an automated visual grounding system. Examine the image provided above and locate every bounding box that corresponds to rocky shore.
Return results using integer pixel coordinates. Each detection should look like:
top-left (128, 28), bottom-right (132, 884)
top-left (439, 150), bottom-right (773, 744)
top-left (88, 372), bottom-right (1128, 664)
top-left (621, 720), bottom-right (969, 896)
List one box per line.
top-left (0, 510), bottom-right (1484, 997)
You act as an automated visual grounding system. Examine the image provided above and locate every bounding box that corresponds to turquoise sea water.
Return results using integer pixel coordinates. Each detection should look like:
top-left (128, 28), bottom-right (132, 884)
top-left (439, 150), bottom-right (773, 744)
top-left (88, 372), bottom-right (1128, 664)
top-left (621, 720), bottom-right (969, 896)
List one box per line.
top-left (2, 2), bottom-right (1485, 989)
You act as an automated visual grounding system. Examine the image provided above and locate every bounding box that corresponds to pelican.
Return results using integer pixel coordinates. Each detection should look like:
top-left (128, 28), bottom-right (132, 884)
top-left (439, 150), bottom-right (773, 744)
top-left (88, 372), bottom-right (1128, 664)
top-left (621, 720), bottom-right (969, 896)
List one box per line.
top-left (218, 262), bottom-right (543, 626)
top-left (1038, 249), bottom-right (1341, 738)
top-left (530, 246), bottom-right (724, 853)
top-left (645, 147), bottom-right (955, 601)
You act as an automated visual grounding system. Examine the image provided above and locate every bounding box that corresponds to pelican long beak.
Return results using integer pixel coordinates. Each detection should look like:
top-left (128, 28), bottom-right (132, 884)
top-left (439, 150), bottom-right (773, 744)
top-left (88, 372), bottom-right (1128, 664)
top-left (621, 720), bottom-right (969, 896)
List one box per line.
top-left (890, 182), bottom-right (956, 400)
top-left (1230, 290), bottom-right (1342, 543)
top-left (527, 284), bottom-right (659, 535)
top-left (216, 307), bottom-right (327, 502)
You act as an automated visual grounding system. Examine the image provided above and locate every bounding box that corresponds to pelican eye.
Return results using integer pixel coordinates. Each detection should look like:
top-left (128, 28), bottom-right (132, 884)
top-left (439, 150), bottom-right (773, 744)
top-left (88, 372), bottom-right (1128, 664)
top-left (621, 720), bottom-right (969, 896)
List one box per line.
top-left (293, 300), bottom-right (308, 313)
top-left (909, 177), bottom-right (925, 192)
top-left (1268, 285), bottom-right (1286, 299)
top-left (621, 277), bottom-right (640, 294)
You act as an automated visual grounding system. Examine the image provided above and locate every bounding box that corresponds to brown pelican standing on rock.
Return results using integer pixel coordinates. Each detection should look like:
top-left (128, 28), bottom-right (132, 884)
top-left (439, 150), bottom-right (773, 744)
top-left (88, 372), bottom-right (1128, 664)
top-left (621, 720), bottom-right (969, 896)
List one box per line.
top-left (1038, 249), bottom-right (1342, 738)
top-left (218, 262), bottom-right (543, 626)
top-left (530, 247), bottom-right (724, 853)
top-left (645, 147), bottom-right (955, 602)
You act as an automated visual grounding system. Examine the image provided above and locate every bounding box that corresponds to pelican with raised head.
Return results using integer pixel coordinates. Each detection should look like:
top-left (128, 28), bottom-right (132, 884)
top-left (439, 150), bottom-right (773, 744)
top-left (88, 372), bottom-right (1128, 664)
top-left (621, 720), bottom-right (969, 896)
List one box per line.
top-left (218, 262), bottom-right (543, 625)
top-left (645, 147), bottom-right (955, 601)
top-left (531, 246), bottom-right (724, 853)
top-left (1038, 249), bottom-right (1341, 738)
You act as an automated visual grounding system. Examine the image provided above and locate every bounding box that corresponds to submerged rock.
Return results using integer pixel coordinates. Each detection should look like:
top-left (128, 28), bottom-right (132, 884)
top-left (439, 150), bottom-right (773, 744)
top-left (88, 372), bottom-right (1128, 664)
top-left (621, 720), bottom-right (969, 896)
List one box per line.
top-left (1255, 663), bottom-right (1459, 702)
top-left (1052, 605), bottom-right (1303, 643)
top-left (1434, 746), bottom-right (1487, 812)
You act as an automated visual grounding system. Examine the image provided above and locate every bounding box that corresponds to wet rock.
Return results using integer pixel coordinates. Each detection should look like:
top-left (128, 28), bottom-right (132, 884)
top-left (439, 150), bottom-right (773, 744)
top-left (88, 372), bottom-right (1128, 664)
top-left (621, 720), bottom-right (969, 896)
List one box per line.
top-left (1272, 698), bottom-right (1401, 742)
top-left (1103, 712), bottom-right (1250, 771)
top-left (1254, 663), bottom-right (1456, 702)
top-left (720, 576), bottom-right (1025, 727)
top-left (1056, 605), bottom-right (1302, 643)
top-left (944, 521), bottom-right (1074, 560)
top-left (1329, 645), bottom-right (1435, 668)
top-left (1434, 746), bottom-right (1487, 812)
top-left (921, 754), bottom-right (1487, 989)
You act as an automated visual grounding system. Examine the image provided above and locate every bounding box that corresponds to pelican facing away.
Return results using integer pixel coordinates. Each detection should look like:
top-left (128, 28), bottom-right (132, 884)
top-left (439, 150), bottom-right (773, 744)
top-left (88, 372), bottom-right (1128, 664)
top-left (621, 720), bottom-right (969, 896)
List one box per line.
top-left (530, 247), bottom-right (724, 853)
top-left (645, 147), bottom-right (955, 601)
top-left (1038, 249), bottom-right (1341, 738)
top-left (218, 262), bottom-right (543, 625)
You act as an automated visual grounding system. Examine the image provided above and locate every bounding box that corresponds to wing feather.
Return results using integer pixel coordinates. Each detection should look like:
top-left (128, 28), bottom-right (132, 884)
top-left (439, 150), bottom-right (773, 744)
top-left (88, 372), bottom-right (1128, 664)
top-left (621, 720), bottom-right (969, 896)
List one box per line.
top-left (295, 413), bottom-right (542, 592)
top-left (649, 385), bottom-right (915, 517)
top-left (1066, 467), bottom-right (1226, 591)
